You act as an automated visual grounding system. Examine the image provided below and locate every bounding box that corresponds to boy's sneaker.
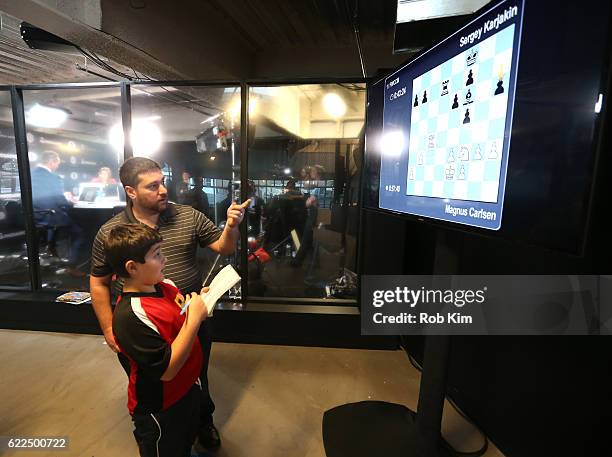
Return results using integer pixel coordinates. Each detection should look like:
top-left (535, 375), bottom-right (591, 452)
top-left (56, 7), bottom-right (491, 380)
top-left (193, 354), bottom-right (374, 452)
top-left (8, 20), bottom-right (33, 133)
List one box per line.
top-left (197, 423), bottom-right (221, 450)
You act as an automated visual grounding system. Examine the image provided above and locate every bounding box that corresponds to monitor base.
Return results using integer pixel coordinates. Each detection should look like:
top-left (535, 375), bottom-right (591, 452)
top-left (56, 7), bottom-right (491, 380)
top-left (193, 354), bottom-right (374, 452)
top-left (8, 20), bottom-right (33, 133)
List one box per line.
top-left (323, 401), bottom-right (453, 457)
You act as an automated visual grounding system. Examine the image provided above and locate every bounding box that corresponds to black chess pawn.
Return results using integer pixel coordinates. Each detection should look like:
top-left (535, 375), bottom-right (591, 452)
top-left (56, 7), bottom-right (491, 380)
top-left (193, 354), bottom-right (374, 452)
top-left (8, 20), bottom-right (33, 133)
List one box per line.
top-left (452, 94), bottom-right (459, 109)
top-left (463, 109), bottom-right (471, 124)
top-left (494, 79), bottom-right (504, 95)
top-left (466, 69), bottom-right (474, 86)
top-left (422, 91), bottom-right (428, 103)
top-left (414, 95), bottom-right (419, 107)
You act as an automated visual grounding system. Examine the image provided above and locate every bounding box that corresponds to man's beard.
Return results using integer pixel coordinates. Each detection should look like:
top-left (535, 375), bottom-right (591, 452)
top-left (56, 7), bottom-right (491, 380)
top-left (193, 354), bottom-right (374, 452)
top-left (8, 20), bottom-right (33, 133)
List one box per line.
top-left (139, 197), bottom-right (167, 213)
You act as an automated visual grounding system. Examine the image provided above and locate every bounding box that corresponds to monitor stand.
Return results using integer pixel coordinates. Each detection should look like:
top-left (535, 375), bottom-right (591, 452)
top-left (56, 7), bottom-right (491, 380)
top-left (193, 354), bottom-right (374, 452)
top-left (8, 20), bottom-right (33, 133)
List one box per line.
top-left (323, 230), bottom-right (459, 457)
top-left (322, 335), bottom-right (453, 457)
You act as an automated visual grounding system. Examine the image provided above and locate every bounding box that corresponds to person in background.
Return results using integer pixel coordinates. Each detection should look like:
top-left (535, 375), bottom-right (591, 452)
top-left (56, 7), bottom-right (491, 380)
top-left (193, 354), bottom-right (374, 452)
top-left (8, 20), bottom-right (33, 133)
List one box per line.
top-left (175, 171), bottom-right (191, 199)
top-left (91, 166), bottom-right (118, 184)
top-left (245, 180), bottom-right (262, 236)
top-left (292, 165), bottom-right (324, 267)
top-left (176, 171), bottom-right (210, 217)
top-left (263, 179), bottom-right (307, 251)
top-left (31, 150), bottom-right (85, 277)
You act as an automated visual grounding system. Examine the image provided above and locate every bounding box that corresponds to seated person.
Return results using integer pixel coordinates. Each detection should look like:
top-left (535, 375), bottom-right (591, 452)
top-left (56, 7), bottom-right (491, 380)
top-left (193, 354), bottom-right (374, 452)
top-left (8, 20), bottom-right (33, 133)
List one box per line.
top-left (91, 167), bottom-right (118, 184)
top-left (106, 223), bottom-right (210, 457)
top-left (31, 150), bottom-right (85, 276)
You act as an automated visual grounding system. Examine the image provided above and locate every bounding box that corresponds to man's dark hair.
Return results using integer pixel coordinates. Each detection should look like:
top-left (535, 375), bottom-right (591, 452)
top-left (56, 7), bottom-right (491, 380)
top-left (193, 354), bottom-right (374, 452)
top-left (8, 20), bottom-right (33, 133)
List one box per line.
top-left (119, 157), bottom-right (162, 188)
top-left (105, 224), bottom-right (163, 278)
top-left (285, 179), bottom-right (297, 190)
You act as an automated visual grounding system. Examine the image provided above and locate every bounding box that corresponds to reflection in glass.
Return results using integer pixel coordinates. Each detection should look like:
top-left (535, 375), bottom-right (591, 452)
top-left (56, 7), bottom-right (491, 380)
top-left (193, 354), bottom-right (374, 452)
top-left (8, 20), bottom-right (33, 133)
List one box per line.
top-left (248, 84), bottom-right (365, 300)
top-left (23, 87), bottom-right (123, 290)
top-left (0, 91), bottom-right (30, 288)
top-left (130, 85), bottom-right (242, 298)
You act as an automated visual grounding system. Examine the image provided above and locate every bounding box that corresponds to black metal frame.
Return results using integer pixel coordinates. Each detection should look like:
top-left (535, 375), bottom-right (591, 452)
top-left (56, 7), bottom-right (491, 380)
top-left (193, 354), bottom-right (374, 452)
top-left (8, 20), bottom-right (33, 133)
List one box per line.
top-left (239, 82), bottom-right (249, 301)
top-left (120, 82), bottom-right (133, 159)
top-left (0, 78), bottom-right (367, 311)
top-left (10, 87), bottom-right (39, 290)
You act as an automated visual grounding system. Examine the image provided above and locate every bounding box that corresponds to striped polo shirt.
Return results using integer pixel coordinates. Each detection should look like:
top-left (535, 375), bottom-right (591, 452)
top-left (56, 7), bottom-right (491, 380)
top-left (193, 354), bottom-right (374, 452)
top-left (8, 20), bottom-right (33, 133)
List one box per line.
top-left (112, 279), bottom-right (202, 414)
top-left (91, 202), bottom-right (222, 294)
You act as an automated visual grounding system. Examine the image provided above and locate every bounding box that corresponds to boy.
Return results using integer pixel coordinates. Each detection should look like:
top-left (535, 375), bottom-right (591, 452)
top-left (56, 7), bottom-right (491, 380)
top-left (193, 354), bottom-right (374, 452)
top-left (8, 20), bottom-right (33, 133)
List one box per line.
top-left (105, 223), bottom-right (209, 457)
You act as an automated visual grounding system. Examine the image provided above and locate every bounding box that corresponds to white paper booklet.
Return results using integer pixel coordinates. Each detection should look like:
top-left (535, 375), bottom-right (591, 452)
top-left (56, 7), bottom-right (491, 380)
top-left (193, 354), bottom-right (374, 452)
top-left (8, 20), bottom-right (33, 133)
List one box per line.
top-left (202, 264), bottom-right (241, 316)
top-left (181, 264), bottom-right (241, 316)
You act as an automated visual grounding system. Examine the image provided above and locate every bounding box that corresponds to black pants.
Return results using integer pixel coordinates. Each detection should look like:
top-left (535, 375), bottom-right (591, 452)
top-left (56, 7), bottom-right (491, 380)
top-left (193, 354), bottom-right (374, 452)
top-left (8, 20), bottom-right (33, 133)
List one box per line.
top-left (132, 384), bottom-right (200, 457)
top-left (118, 320), bottom-right (215, 427)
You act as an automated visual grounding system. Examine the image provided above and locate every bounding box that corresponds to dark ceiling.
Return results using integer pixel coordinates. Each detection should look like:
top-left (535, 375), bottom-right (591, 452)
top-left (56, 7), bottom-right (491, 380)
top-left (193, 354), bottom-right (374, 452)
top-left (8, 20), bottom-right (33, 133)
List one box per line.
top-left (99, 0), bottom-right (407, 80)
top-left (0, 0), bottom-right (481, 83)
top-left (199, 0), bottom-right (397, 50)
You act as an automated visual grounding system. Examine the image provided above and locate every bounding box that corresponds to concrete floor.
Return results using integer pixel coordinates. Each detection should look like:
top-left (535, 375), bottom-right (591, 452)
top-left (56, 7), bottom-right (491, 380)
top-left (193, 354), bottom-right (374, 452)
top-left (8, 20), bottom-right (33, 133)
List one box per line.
top-left (0, 329), bottom-right (504, 457)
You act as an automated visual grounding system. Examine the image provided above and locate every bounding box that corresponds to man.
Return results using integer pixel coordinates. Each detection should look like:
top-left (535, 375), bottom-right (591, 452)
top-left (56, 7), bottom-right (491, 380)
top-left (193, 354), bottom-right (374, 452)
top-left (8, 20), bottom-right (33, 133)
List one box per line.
top-left (31, 150), bottom-right (85, 277)
top-left (90, 157), bottom-right (249, 451)
top-left (176, 171), bottom-right (210, 216)
top-left (263, 179), bottom-right (307, 251)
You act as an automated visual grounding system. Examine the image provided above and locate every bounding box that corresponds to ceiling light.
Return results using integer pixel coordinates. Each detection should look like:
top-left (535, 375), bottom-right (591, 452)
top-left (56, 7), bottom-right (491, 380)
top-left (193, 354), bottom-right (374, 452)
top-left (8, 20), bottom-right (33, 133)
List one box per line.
top-left (26, 104), bottom-right (68, 128)
top-left (109, 119), bottom-right (162, 158)
top-left (323, 93), bottom-right (346, 118)
top-left (284, 168), bottom-right (291, 175)
top-left (132, 120), bottom-right (162, 157)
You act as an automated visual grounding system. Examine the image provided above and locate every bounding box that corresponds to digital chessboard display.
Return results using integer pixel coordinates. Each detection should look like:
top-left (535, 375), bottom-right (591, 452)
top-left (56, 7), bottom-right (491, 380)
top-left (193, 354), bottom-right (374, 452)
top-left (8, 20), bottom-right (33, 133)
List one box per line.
top-left (379, 0), bottom-right (524, 230)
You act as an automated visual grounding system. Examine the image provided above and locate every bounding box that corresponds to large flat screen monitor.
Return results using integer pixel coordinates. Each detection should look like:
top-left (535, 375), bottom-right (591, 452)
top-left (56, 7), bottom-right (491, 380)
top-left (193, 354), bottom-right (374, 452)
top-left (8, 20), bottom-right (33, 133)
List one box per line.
top-left (364, 0), bottom-right (611, 253)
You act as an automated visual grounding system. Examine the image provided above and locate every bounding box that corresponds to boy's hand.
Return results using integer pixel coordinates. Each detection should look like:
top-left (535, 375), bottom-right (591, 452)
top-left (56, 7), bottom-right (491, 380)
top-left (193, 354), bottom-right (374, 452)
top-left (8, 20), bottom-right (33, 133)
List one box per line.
top-left (200, 286), bottom-right (210, 295)
top-left (185, 292), bottom-right (208, 322)
top-left (226, 199), bottom-right (251, 228)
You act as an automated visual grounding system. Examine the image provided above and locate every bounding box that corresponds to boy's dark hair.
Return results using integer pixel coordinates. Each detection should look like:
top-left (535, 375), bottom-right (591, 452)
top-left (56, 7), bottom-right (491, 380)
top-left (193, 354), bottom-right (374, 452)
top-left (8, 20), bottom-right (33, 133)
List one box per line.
top-left (105, 224), bottom-right (163, 278)
top-left (119, 157), bottom-right (162, 189)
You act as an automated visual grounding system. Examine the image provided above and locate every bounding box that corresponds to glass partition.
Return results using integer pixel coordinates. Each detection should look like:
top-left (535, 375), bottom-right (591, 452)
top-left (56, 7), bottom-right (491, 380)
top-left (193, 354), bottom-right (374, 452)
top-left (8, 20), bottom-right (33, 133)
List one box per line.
top-left (248, 83), bottom-right (365, 300)
top-left (130, 84), bottom-right (242, 297)
top-left (22, 87), bottom-right (123, 290)
top-left (0, 91), bottom-right (30, 288)
top-left (3, 80), bottom-right (365, 306)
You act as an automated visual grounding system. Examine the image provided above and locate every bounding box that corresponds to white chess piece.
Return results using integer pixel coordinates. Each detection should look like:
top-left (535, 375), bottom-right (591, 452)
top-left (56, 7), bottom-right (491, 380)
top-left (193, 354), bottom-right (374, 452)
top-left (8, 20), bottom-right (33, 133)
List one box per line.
top-left (418, 152), bottom-right (424, 165)
top-left (460, 146), bottom-right (470, 161)
top-left (445, 165), bottom-right (455, 180)
top-left (488, 141), bottom-right (499, 159)
top-left (409, 167), bottom-right (415, 181)
top-left (448, 148), bottom-right (455, 163)
top-left (475, 145), bottom-right (483, 160)
top-left (458, 165), bottom-right (466, 180)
